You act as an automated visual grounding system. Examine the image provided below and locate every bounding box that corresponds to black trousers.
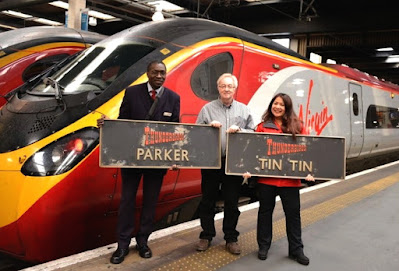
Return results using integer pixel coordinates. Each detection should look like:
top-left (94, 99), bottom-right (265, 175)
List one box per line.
top-left (257, 184), bottom-right (304, 254)
top-left (198, 162), bottom-right (243, 243)
top-left (117, 168), bottom-right (165, 249)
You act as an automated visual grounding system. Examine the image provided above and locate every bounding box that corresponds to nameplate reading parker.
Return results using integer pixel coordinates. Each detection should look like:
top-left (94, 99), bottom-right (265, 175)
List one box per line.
top-left (226, 132), bottom-right (345, 180)
top-left (100, 119), bottom-right (221, 168)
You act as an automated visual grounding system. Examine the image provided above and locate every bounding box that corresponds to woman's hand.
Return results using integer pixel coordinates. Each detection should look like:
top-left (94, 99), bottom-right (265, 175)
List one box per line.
top-left (242, 171), bottom-right (251, 185)
top-left (305, 174), bottom-right (315, 182)
top-left (243, 172), bottom-right (251, 179)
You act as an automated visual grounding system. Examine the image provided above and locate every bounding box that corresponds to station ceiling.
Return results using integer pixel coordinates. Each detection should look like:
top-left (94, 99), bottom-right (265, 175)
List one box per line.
top-left (1, 0), bottom-right (398, 85)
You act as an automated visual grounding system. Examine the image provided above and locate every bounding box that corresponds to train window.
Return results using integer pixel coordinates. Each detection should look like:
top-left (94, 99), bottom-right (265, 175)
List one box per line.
top-left (22, 54), bottom-right (69, 82)
top-left (366, 105), bottom-right (399, 128)
top-left (191, 52), bottom-right (233, 101)
top-left (29, 43), bottom-right (155, 95)
top-left (352, 93), bottom-right (359, 116)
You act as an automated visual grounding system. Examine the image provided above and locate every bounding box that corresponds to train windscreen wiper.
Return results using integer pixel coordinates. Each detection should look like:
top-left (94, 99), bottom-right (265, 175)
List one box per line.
top-left (43, 77), bottom-right (64, 101)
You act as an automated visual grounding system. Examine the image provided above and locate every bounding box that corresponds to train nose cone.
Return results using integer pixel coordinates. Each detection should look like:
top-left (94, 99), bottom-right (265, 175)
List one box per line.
top-left (0, 220), bottom-right (25, 257)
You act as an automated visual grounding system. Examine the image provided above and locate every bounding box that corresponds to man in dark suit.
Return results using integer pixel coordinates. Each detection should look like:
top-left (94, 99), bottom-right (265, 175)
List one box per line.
top-left (98, 61), bottom-right (180, 264)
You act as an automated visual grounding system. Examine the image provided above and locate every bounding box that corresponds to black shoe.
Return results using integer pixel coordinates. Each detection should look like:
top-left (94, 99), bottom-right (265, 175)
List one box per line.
top-left (110, 247), bottom-right (129, 264)
top-left (289, 250), bottom-right (309, 265)
top-left (136, 244), bottom-right (152, 258)
top-left (258, 249), bottom-right (268, 260)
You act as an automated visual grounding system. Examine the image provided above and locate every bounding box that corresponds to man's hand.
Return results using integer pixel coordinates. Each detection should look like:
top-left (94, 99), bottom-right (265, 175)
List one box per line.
top-left (97, 114), bottom-right (109, 128)
top-left (169, 164), bottom-right (179, 171)
top-left (210, 120), bottom-right (222, 128)
top-left (227, 124), bottom-right (240, 133)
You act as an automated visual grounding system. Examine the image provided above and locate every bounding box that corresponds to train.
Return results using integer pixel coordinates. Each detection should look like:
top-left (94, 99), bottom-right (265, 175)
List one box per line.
top-left (0, 18), bottom-right (398, 263)
top-left (0, 26), bottom-right (106, 107)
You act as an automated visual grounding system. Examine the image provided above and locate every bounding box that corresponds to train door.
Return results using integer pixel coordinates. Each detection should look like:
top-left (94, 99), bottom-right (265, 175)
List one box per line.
top-left (348, 83), bottom-right (364, 158)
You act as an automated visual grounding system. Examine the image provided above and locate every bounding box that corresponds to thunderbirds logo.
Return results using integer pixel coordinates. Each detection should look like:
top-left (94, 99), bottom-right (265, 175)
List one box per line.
top-left (266, 138), bottom-right (307, 156)
top-left (144, 126), bottom-right (185, 146)
top-left (137, 126), bottom-right (189, 161)
top-left (298, 80), bottom-right (333, 135)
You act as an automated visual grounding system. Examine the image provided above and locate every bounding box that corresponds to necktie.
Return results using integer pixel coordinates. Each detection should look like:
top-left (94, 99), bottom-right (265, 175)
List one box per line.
top-left (151, 90), bottom-right (156, 100)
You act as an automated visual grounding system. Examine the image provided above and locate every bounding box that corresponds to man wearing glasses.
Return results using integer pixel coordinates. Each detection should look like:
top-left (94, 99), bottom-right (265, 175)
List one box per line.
top-left (195, 73), bottom-right (254, 255)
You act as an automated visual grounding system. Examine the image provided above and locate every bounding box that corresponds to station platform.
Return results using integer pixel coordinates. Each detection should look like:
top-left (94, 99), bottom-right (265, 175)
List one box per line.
top-left (23, 161), bottom-right (399, 271)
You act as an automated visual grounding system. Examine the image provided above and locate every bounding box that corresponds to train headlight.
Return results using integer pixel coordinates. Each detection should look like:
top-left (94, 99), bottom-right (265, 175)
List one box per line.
top-left (22, 128), bottom-right (99, 176)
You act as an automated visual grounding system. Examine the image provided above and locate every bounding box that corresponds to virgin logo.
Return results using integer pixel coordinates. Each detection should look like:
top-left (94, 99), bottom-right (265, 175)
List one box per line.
top-left (298, 80), bottom-right (333, 135)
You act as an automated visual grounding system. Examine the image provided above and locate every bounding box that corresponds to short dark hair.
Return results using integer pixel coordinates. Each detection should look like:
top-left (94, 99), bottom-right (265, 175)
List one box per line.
top-left (147, 60), bottom-right (166, 72)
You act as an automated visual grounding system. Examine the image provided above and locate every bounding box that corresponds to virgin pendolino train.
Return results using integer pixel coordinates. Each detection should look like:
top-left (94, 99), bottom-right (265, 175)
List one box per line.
top-left (0, 18), bottom-right (398, 263)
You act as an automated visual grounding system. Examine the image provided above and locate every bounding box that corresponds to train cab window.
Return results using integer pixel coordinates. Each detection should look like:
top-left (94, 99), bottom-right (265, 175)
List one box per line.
top-left (352, 93), bottom-right (359, 116)
top-left (29, 43), bottom-right (155, 95)
top-left (366, 104), bottom-right (399, 128)
top-left (191, 52), bottom-right (233, 101)
top-left (22, 54), bottom-right (69, 82)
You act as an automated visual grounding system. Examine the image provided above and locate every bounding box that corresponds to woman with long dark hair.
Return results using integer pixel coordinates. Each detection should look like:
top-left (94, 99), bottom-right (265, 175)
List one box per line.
top-left (245, 93), bottom-right (314, 265)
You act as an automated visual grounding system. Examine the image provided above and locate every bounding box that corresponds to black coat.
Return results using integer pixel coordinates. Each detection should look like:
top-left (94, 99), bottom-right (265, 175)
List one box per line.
top-left (118, 82), bottom-right (180, 122)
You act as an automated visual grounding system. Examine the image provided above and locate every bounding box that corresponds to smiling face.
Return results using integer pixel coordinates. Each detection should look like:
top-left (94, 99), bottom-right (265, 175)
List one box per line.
top-left (147, 63), bottom-right (166, 89)
top-left (218, 76), bottom-right (236, 105)
top-left (271, 96), bottom-right (286, 120)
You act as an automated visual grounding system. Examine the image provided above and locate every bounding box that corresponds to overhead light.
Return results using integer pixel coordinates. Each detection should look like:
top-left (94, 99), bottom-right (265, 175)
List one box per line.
top-left (147, 1), bottom-right (184, 12)
top-left (376, 47), bottom-right (394, 52)
top-left (0, 23), bottom-right (17, 30)
top-left (31, 17), bottom-right (63, 26)
top-left (1, 10), bottom-right (62, 26)
top-left (1, 10), bottom-right (32, 19)
top-left (87, 10), bottom-right (115, 20)
top-left (326, 59), bottom-right (336, 64)
top-left (152, 6), bottom-right (164, 21)
top-left (271, 38), bottom-right (289, 48)
top-left (50, 1), bottom-right (115, 20)
top-left (89, 17), bottom-right (97, 26)
top-left (386, 55), bottom-right (399, 63)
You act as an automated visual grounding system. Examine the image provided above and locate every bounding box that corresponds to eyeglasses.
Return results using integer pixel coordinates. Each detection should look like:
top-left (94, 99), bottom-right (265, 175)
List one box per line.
top-left (218, 84), bottom-right (235, 89)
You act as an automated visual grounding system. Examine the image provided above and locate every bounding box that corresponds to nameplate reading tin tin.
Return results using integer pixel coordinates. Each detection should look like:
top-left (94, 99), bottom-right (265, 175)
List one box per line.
top-left (226, 132), bottom-right (345, 180)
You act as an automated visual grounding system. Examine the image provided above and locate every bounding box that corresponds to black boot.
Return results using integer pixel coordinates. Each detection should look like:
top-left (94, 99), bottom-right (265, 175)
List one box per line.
top-left (110, 247), bottom-right (129, 264)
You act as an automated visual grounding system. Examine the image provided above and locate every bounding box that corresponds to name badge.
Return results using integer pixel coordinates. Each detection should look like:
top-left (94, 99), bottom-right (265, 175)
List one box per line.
top-left (163, 112), bottom-right (172, 117)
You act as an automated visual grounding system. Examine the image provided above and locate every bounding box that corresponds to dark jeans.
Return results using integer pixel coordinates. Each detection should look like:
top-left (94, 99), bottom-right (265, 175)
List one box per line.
top-left (257, 184), bottom-right (304, 254)
top-left (117, 168), bottom-right (165, 249)
top-left (198, 163), bottom-right (243, 243)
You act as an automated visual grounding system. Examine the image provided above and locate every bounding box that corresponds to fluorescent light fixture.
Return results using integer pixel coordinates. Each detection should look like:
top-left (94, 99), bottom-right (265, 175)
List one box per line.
top-left (1, 10), bottom-right (32, 19)
top-left (0, 23), bottom-right (17, 30)
top-left (88, 10), bottom-right (115, 20)
top-left (49, 1), bottom-right (69, 9)
top-left (50, 1), bottom-right (115, 20)
top-left (272, 38), bottom-right (289, 48)
top-left (386, 55), bottom-right (399, 63)
top-left (326, 59), bottom-right (336, 64)
top-left (31, 18), bottom-right (63, 26)
top-left (377, 47), bottom-right (394, 52)
top-left (147, 1), bottom-right (184, 12)
top-left (310, 52), bottom-right (322, 64)
top-left (1, 10), bottom-right (62, 26)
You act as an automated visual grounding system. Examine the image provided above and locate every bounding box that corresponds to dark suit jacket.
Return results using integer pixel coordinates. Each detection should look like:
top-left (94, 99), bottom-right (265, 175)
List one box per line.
top-left (118, 82), bottom-right (180, 122)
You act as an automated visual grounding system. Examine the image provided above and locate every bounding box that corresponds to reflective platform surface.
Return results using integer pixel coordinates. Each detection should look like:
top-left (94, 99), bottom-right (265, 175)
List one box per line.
top-left (23, 161), bottom-right (399, 271)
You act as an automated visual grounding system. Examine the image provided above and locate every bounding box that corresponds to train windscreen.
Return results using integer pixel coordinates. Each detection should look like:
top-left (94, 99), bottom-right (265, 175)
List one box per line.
top-left (27, 42), bottom-right (155, 96)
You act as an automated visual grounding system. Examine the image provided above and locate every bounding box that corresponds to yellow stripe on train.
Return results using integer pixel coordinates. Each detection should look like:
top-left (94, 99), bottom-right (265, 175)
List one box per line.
top-left (0, 42), bottom-right (87, 68)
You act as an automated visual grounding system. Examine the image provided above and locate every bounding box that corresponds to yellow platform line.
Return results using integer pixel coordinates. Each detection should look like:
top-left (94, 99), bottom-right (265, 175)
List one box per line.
top-left (154, 172), bottom-right (399, 271)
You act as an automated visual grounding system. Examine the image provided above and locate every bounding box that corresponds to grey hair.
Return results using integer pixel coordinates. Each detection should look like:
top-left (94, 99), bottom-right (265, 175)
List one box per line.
top-left (217, 73), bottom-right (238, 88)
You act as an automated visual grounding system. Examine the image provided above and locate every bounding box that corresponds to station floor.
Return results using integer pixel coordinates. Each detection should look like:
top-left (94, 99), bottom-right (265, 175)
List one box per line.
top-left (23, 161), bottom-right (399, 271)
